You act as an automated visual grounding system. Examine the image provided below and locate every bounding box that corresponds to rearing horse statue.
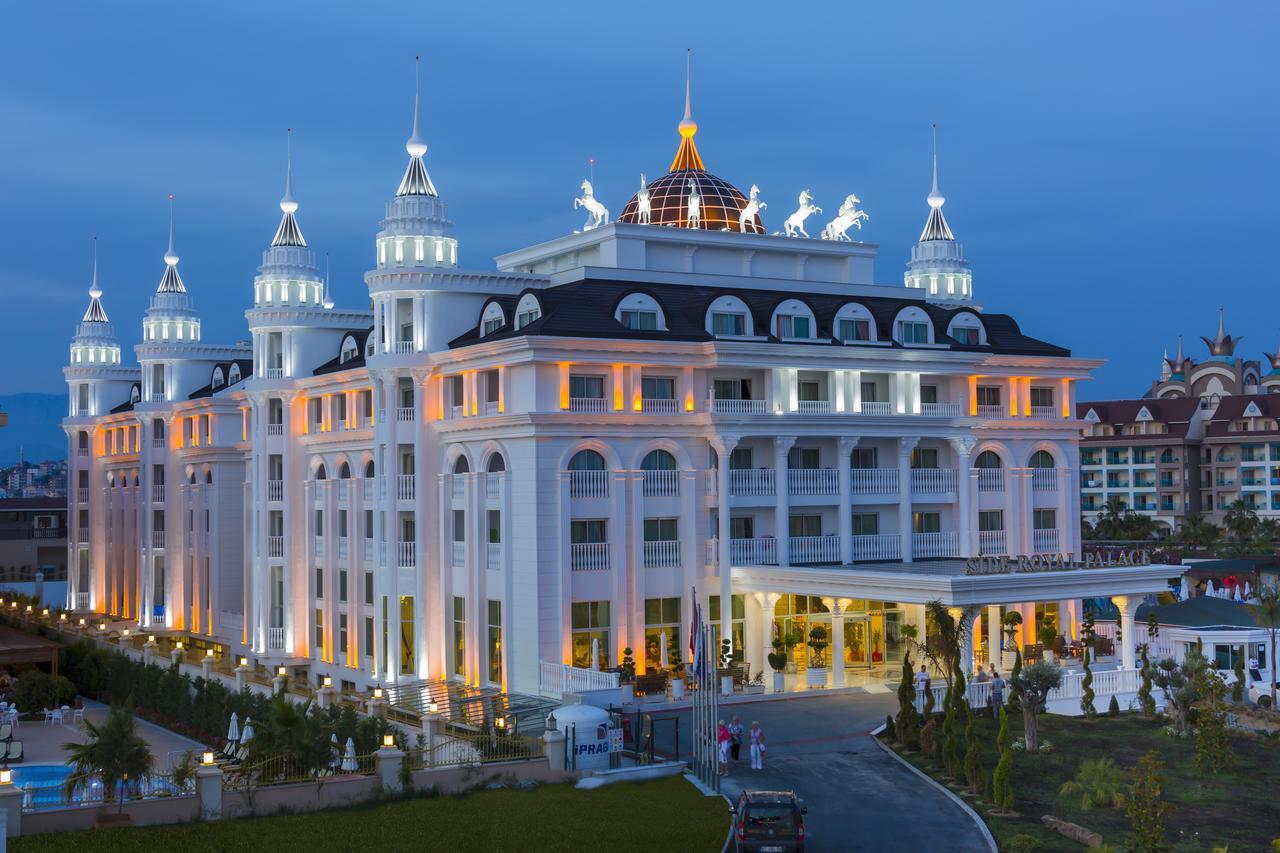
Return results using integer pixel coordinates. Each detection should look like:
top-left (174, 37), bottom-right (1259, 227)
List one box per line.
top-left (573, 179), bottom-right (609, 231)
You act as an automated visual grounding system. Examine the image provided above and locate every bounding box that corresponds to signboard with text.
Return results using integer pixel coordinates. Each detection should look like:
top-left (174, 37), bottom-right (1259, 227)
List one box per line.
top-left (964, 551), bottom-right (1152, 576)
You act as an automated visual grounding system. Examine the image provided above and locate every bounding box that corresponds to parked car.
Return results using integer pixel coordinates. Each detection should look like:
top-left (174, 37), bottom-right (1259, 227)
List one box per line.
top-left (729, 789), bottom-right (806, 852)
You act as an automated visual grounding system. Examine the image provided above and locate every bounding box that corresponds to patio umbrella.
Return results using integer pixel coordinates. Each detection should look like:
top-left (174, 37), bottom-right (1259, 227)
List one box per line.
top-left (341, 737), bottom-right (357, 772)
top-left (1178, 578), bottom-right (1190, 601)
top-left (1235, 585), bottom-right (1243, 602)
top-left (330, 732), bottom-right (340, 767)
top-left (240, 718), bottom-right (254, 745)
top-left (226, 712), bottom-right (240, 744)
top-left (591, 638), bottom-right (600, 672)
top-left (1245, 581), bottom-right (1252, 599)
top-left (1206, 579), bottom-right (1215, 598)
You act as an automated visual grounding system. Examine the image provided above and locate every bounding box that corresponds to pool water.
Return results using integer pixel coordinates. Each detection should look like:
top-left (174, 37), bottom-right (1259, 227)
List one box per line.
top-left (8, 764), bottom-right (72, 788)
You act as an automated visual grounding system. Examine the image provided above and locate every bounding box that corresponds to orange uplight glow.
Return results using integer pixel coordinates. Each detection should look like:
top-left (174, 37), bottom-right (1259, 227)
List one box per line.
top-left (967, 376), bottom-right (978, 417)
top-left (685, 394), bottom-right (695, 412)
top-left (558, 363), bottom-right (571, 410)
top-left (1009, 379), bottom-right (1020, 418)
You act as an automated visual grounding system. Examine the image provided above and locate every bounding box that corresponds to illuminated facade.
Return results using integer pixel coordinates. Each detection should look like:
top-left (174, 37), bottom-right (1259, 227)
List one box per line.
top-left (63, 68), bottom-right (1174, 698)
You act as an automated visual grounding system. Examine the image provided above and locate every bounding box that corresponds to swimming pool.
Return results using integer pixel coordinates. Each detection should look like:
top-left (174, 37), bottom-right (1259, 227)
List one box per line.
top-left (11, 764), bottom-right (190, 811)
top-left (8, 764), bottom-right (73, 789)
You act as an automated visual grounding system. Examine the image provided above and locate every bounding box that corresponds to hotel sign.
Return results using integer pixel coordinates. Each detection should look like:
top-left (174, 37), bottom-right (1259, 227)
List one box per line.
top-left (964, 551), bottom-right (1152, 576)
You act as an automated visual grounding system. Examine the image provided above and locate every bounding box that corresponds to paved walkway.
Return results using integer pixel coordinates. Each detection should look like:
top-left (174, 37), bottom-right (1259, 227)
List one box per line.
top-left (654, 692), bottom-right (991, 852)
top-left (17, 698), bottom-right (206, 769)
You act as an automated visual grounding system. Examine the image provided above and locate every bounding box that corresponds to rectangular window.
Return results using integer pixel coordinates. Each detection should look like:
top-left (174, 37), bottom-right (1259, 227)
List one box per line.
top-left (850, 447), bottom-right (878, 469)
top-left (912, 511), bottom-right (941, 533)
top-left (363, 616), bottom-right (374, 657)
top-left (364, 571), bottom-right (374, 605)
top-left (920, 384), bottom-right (938, 404)
top-left (977, 386), bottom-right (1002, 407)
top-left (338, 510), bottom-right (348, 538)
top-left (569, 374), bottom-right (605, 399)
top-left (339, 570), bottom-right (348, 602)
top-left (860, 381), bottom-right (878, 403)
top-left (643, 597), bottom-right (681, 670)
top-left (729, 447), bottom-right (753, 469)
top-left (571, 519), bottom-right (608, 544)
top-left (487, 510), bottom-right (501, 543)
top-left (641, 376), bottom-right (675, 399)
top-left (1031, 387), bottom-right (1055, 408)
top-left (364, 509), bottom-right (374, 540)
top-left (621, 310), bottom-right (658, 330)
top-left (851, 513), bottom-right (879, 536)
top-left (336, 394), bottom-right (347, 424)
top-left (339, 614), bottom-right (348, 654)
top-left (643, 518), bottom-right (678, 541)
top-left (314, 609), bottom-right (324, 654)
top-left (729, 516), bottom-right (755, 539)
top-left (978, 510), bottom-right (1005, 532)
top-left (483, 369), bottom-right (500, 403)
top-left (952, 326), bottom-right (979, 345)
top-left (797, 380), bottom-right (821, 402)
top-left (711, 312), bottom-right (746, 336)
top-left (788, 447), bottom-right (821, 469)
top-left (361, 389), bottom-right (373, 419)
top-left (314, 508), bottom-right (323, 534)
top-left (898, 321), bottom-right (930, 343)
top-left (487, 600), bottom-right (503, 684)
top-left (400, 595), bottom-right (415, 675)
top-left (789, 515), bottom-right (822, 537)
top-left (315, 567), bottom-right (323, 598)
top-left (838, 318), bottom-right (870, 342)
top-left (777, 314), bottom-right (810, 339)
top-left (483, 317), bottom-right (503, 336)
top-left (1033, 509), bottom-right (1057, 530)
top-left (571, 600), bottom-right (611, 669)
top-left (452, 509), bottom-right (466, 542)
top-left (713, 378), bottom-right (751, 401)
top-left (708, 594), bottom-right (747, 663)
top-left (447, 375), bottom-right (463, 409)
top-left (911, 448), bottom-right (939, 469)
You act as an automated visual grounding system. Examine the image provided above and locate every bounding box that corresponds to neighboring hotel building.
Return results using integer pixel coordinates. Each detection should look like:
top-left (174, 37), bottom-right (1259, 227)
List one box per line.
top-left (62, 71), bottom-right (1175, 697)
top-left (1079, 315), bottom-right (1280, 533)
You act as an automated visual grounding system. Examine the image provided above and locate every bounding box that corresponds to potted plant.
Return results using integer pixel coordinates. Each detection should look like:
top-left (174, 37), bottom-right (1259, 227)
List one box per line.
top-left (619, 647), bottom-right (636, 704)
top-left (1038, 620), bottom-right (1059, 664)
top-left (668, 647), bottom-right (685, 700)
top-left (767, 642), bottom-right (789, 693)
top-left (806, 625), bottom-right (830, 689)
top-left (743, 670), bottom-right (766, 696)
top-left (1001, 611), bottom-right (1023, 670)
top-left (719, 639), bottom-right (735, 696)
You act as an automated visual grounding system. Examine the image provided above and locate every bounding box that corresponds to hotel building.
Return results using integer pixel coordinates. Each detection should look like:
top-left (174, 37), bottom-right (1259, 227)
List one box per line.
top-left (62, 71), bottom-right (1173, 697)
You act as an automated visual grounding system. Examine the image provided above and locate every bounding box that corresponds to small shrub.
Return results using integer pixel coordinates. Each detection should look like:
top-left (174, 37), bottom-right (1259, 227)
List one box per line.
top-left (1109, 695), bottom-right (1121, 717)
top-left (11, 669), bottom-right (76, 712)
top-left (1059, 757), bottom-right (1126, 811)
top-left (1006, 834), bottom-right (1044, 853)
top-left (883, 714), bottom-right (896, 741)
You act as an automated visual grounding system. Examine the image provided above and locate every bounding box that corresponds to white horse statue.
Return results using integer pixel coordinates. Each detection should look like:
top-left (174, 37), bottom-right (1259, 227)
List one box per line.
top-left (686, 178), bottom-right (702, 228)
top-left (782, 189), bottom-right (822, 238)
top-left (738, 184), bottom-right (767, 233)
top-left (820, 194), bottom-right (870, 241)
top-left (636, 174), bottom-right (652, 224)
top-left (574, 179), bottom-right (609, 231)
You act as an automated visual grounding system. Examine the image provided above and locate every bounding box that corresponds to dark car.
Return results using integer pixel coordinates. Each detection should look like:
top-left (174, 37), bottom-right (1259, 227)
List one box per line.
top-left (729, 789), bottom-right (806, 852)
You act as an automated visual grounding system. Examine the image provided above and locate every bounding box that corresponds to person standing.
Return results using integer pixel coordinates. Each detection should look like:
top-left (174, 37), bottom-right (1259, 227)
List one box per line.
top-left (728, 716), bottom-right (745, 764)
top-left (749, 721), bottom-right (766, 770)
top-left (975, 664), bottom-right (991, 683)
top-left (1249, 655), bottom-right (1262, 683)
top-left (717, 720), bottom-right (731, 776)
top-left (989, 669), bottom-right (1005, 717)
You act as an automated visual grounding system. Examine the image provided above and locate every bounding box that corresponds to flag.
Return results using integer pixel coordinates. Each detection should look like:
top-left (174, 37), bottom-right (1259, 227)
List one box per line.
top-left (690, 587), bottom-right (703, 677)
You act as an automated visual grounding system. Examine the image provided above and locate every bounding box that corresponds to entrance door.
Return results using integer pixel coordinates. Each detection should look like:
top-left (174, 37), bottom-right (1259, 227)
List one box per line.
top-left (844, 616), bottom-right (871, 670)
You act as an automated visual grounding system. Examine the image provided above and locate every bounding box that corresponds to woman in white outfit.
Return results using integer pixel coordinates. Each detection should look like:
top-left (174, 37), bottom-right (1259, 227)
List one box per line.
top-left (749, 721), bottom-right (765, 770)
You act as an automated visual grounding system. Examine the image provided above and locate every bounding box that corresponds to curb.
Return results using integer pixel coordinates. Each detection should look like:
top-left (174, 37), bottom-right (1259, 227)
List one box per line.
top-left (869, 725), bottom-right (998, 853)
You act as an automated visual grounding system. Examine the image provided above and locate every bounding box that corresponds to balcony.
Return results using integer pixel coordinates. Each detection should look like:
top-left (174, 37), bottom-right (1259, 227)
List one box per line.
top-left (393, 341), bottom-right (414, 354)
top-left (920, 403), bottom-right (963, 417)
top-left (643, 540), bottom-right (681, 568)
top-left (797, 400), bottom-right (832, 415)
top-left (77, 447), bottom-right (89, 457)
top-left (77, 527), bottom-right (89, 542)
top-left (851, 533), bottom-right (901, 561)
top-left (451, 477), bottom-right (464, 499)
top-left (570, 542), bottom-right (610, 571)
top-left (452, 541), bottom-right (465, 567)
top-left (268, 536), bottom-right (284, 558)
top-left (790, 534), bottom-right (839, 564)
top-left (788, 468), bottom-right (839, 496)
top-left (729, 469), bottom-right (776, 497)
top-left (267, 480), bottom-right (283, 502)
top-left (267, 626), bottom-right (285, 651)
top-left (263, 368), bottom-right (284, 379)
top-left (1029, 406), bottom-right (1059, 419)
top-left (642, 470), bottom-right (680, 498)
top-left (1031, 468), bottom-right (1059, 491)
top-left (396, 407), bottom-right (415, 422)
top-left (149, 392), bottom-right (166, 402)
top-left (151, 485), bottom-right (165, 503)
top-left (912, 531), bottom-right (959, 559)
top-left (640, 398), bottom-right (679, 415)
top-left (1033, 529), bottom-right (1060, 554)
top-left (483, 401), bottom-right (500, 416)
top-left (850, 469), bottom-right (899, 495)
top-left (711, 398), bottom-right (766, 415)
top-left (978, 530), bottom-right (1007, 556)
top-left (976, 405), bottom-right (1005, 418)
top-left (151, 531), bottom-right (166, 548)
top-left (76, 487), bottom-right (89, 503)
top-left (267, 423), bottom-right (284, 436)
top-left (362, 479), bottom-right (375, 502)
top-left (568, 397), bottom-right (608, 414)
top-left (729, 537), bottom-right (778, 565)
top-left (568, 470), bottom-right (610, 498)
top-left (911, 468), bottom-right (958, 495)
top-left (486, 542), bottom-right (502, 570)
top-left (397, 541), bottom-right (416, 568)
top-left (396, 474), bottom-right (416, 501)
top-left (151, 437), bottom-right (165, 448)
top-left (976, 469), bottom-right (1006, 493)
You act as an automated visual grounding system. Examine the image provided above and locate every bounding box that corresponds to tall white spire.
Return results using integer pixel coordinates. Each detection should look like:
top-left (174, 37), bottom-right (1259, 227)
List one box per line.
top-left (905, 125), bottom-right (971, 302)
top-left (82, 237), bottom-right (109, 323)
top-left (272, 128), bottom-right (307, 248)
top-left (157, 194), bottom-right (186, 293)
top-left (396, 55), bottom-right (438, 197)
top-left (322, 252), bottom-right (334, 310)
top-left (919, 124), bottom-right (954, 242)
top-left (670, 48), bottom-right (704, 172)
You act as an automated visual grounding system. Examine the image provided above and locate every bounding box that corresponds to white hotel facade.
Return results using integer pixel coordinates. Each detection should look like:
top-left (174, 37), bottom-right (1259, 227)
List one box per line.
top-left (61, 76), bottom-right (1174, 698)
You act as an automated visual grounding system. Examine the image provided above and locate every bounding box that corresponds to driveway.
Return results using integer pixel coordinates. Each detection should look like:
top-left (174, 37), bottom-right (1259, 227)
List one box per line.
top-left (654, 692), bottom-right (991, 852)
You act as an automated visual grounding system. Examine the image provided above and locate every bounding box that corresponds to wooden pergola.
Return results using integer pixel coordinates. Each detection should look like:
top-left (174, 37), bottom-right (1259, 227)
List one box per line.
top-left (0, 625), bottom-right (60, 674)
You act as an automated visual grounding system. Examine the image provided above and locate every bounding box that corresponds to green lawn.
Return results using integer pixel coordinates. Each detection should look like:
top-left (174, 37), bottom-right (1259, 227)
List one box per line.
top-left (12, 776), bottom-right (727, 853)
top-left (890, 714), bottom-right (1280, 852)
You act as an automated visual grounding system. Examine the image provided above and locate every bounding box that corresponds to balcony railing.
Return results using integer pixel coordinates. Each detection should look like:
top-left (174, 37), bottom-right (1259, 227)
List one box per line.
top-left (397, 541), bottom-right (416, 568)
top-left (266, 480), bottom-right (283, 502)
top-left (788, 468), bottom-right (839, 496)
top-left (790, 534), bottom-right (839, 564)
top-left (729, 468), bottom-right (776, 497)
top-left (486, 475), bottom-right (501, 500)
top-left (364, 538), bottom-right (374, 561)
top-left (975, 405), bottom-right (1005, 418)
top-left (859, 401), bottom-right (892, 415)
top-left (267, 423), bottom-right (284, 436)
top-left (912, 531), bottom-right (959, 559)
top-left (729, 537), bottom-right (779, 566)
top-left (76, 487), bottom-right (89, 503)
top-left (151, 437), bottom-right (165, 448)
top-left (396, 475), bottom-right (416, 501)
top-left (268, 626), bottom-right (285, 651)
top-left (643, 540), bottom-right (681, 568)
top-left (1033, 528), bottom-right (1060, 554)
top-left (850, 469), bottom-right (899, 495)
top-left (151, 531), bottom-right (166, 548)
top-left (570, 542), bottom-right (610, 571)
top-left (267, 536), bottom-right (284, 558)
top-left (710, 398), bottom-right (766, 415)
top-left (149, 392), bottom-right (166, 402)
top-left (394, 341), bottom-right (414, 354)
top-left (1029, 406), bottom-right (1059, 419)
top-left (452, 541), bottom-right (465, 567)
top-left (77, 447), bottom-right (90, 457)
top-left (920, 403), bottom-right (962, 417)
top-left (797, 400), bottom-right (832, 415)
top-left (1031, 468), bottom-right (1058, 491)
top-left (75, 591), bottom-right (90, 610)
top-left (77, 526), bottom-right (89, 542)
top-left (568, 470), bottom-right (610, 498)
top-left (851, 533), bottom-right (901, 562)
top-left (451, 477), bottom-right (464, 499)
top-left (640, 398), bottom-right (679, 415)
top-left (910, 468), bottom-right (958, 494)
top-left (313, 536), bottom-right (323, 557)
top-left (396, 407), bottom-right (415, 422)
top-left (362, 479), bottom-right (374, 502)
top-left (979, 530), bottom-right (1007, 556)
top-left (976, 469), bottom-right (1006, 492)
top-left (263, 367), bottom-right (284, 379)
top-left (151, 485), bottom-right (165, 502)
top-left (568, 397), bottom-right (608, 413)
top-left (486, 542), bottom-right (502, 570)
top-left (483, 401), bottom-right (500, 416)
top-left (642, 470), bottom-right (680, 497)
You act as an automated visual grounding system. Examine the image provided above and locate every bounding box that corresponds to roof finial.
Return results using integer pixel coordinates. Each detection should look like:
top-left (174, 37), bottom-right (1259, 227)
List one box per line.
top-left (322, 252), bottom-right (334, 309)
top-left (164, 194), bottom-right (178, 267)
top-left (407, 54), bottom-right (427, 158)
top-left (678, 48), bottom-right (697, 139)
top-left (89, 236), bottom-right (101, 300)
top-left (1217, 306), bottom-right (1225, 341)
top-left (281, 128), bottom-right (298, 214)
top-left (1176, 334), bottom-right (1184, 363)
top-left (928, 123), bottom-right (944, 209)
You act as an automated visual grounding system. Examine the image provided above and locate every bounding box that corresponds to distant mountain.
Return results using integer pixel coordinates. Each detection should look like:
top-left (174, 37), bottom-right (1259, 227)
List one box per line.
top-left (0, 393), bottom-right (68, 464)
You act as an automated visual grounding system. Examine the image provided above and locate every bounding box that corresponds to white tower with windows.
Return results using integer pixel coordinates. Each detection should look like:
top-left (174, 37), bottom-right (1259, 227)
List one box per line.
top-left (904, 130), bottom-right (973, 303)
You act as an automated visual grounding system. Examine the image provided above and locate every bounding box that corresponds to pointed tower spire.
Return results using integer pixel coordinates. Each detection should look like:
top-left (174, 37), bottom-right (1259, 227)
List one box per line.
top-left (919, 124), bottom-right (954, 241)
top-left (1201, 306), bottom-right (1240, 357)
top-left (322, 252), bottom-right (334, 310)
top-left (396, 55), bottom-right (438, 197)
top-left (271, 128), bottom-right (307, 247)
top-left (157, 194), bottom-right (186, 293)
top-left (82, 237), bottom-right (109, 323)
top-left (670, 49), bottom-right (705, 172)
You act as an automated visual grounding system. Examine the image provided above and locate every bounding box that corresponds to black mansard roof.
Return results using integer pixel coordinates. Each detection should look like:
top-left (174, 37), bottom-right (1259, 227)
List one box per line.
top-left (313, 327), bottom-right (374, 376)
top-left (187, 359), bottom-right (254, 399)
top-left (449, 279), bottom-right (1069, 357)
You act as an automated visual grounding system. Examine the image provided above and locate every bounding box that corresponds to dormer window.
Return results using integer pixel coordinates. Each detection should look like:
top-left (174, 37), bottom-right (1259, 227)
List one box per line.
top-left (483, 317), bottom-right (503, 335)
top-left (621, 310), bottom-right (658, 331)
top-left (952, 326), bottom-right (979, 345)
top-left (514, 294), bottom-right (542, 330)
top-left (838, 318), bottom-right (870, 342)
top-left (711, 312), bottom-right (746, 336)
top-left (776, 314), bottom-right (810, 339)
top-left (211, 368), bottom-right (224, 390)
top-left (898, 321), bottom-right (930, 344)
top-left (340, 336), bottom-right (360, 364)
top-left (480, 302), bottom-right (506, 336)
top-left (229, 364), bottom-right (241, 384)
top-left (614, 292), bottom-right (666, 332)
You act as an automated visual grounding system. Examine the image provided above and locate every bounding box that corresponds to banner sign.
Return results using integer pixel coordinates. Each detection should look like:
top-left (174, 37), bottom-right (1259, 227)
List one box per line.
top-left (964, 550), bottom-right (1151, 576)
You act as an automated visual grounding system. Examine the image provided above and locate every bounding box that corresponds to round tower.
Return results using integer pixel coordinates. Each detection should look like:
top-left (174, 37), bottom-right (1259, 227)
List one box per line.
top-left (904, 128), bottom-right (972, 303)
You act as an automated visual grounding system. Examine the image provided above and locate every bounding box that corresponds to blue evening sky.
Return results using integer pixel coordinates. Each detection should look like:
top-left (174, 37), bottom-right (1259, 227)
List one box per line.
top-left (0, 1), bottom-right (1275, 400)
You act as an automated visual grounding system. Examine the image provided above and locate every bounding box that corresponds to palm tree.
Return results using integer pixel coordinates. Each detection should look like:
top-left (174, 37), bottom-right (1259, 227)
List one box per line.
top-left (1255, 519), bottom-right (1280, 553)
top-left (63, 703), bottom-right (153, 811)
top-left (1223, 499), bottom-right (1260, 544)
top-left (1253, 587), bottom-right (1280, 710)
top-left (1175, 513), bottom-right (1219, 548)
top-left (1094, 497), bottom-right (1129, 540)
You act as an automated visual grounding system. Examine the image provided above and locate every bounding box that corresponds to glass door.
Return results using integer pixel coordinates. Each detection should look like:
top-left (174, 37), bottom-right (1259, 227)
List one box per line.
top-left (844, 616), bottom-right (870, 670)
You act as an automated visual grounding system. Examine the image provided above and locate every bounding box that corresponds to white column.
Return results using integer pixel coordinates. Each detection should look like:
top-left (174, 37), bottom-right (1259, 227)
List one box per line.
top-left (837, 437), bottom-right (857, 564)
top-left (827, 598), bottom-right (847, 687)
top-left (898, 437), bottom-right (919, 562)
top-left (713, 437), bottom-right (740, 649)
top-left (754, 592), bottom-right (781, 678)
top-left (1112, 595), bottom-right (1137, 670)
top-left (1016, 468), bottom-right (1033, 555)
top-left (951, 607), bottom-right (977, 676)
top-left (774, 436), bottom-right (796, 566)
top-left (949, 437), bottom-right (976, 557)
top-left (987, 605), bottom-right (1002, 673)
top-left (1058, 464), bottom-right (1073, 554)
top-left (848, 370), bottom-right (862, 413)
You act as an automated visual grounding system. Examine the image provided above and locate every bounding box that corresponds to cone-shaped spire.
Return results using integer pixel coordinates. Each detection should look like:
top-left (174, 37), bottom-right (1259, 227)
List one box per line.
top-left (919, 125), bottom-right (954, 242)
top-left (271, 128), bottom-right (307, 247)
top-left (322, 252), bottom-right (334, 309)
top-left (82, 237), bottom-right (109, 323)
top-left (669, 49), bottom-right (705, 172)
top-left (1201, 306), bottom-right (1240, 357)
top-left (157, 194), bottom-right (186, 293)
top-left (396, 55), bottom-right (438, 197)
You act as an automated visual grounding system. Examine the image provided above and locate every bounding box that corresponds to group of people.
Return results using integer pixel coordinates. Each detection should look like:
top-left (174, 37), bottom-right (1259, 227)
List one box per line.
top-left (716, 716), bottom-right (766, 774)
top-left (913, 663), bottom-right (1007, 714)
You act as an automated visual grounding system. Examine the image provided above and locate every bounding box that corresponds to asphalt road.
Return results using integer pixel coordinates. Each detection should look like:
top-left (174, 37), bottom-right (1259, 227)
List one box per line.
top-left (653, 692), bottom-right (991, 852)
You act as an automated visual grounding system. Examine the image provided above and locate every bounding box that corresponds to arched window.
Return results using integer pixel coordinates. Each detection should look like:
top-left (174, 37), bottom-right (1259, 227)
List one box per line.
top-left (705, 295), bottom-right (753, 338)
top-left (834, 303), bottom-right (876, 343)
top-left (641, 449), bottom-right (677, 470)
top-left (315, 464), bottom-right (327, 481)
top-left (1029, 450), bottom-right (1055, 469)
top-left (514, 294), bottom-right (542, 330)
top-left (340, 336), bottom-right (360, 364)
top-left (229, 363), bottom-right (242, 384)
top-left (339, 461), bottom-right (351, 479)
top-left (481, 302), bottom-right (507, 336)
top-left (487, 454), bottom-right (506, 473)
top-left (946, 312), bottom-right (986, 346)
top-left (453, 456), bottom-right (471, 474)
top-left (568, 449), bottom-right (607, 471)
top-left (211, 367), bottom-right (224, 390)
top-left (205, 470), bottom-right (213, 484)
top-left (614, 292), bottom-right (666, 331)
top-left (974, 451), bottom-right (1003, 469)
top-left (893, 307), bottom-right (934, 345)
top-left (363, 460), bottom-right (375, 478)
top-left (769, 299), bottom-right (817, 340)
top-left (190, 472), bottom-right (197, 485)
